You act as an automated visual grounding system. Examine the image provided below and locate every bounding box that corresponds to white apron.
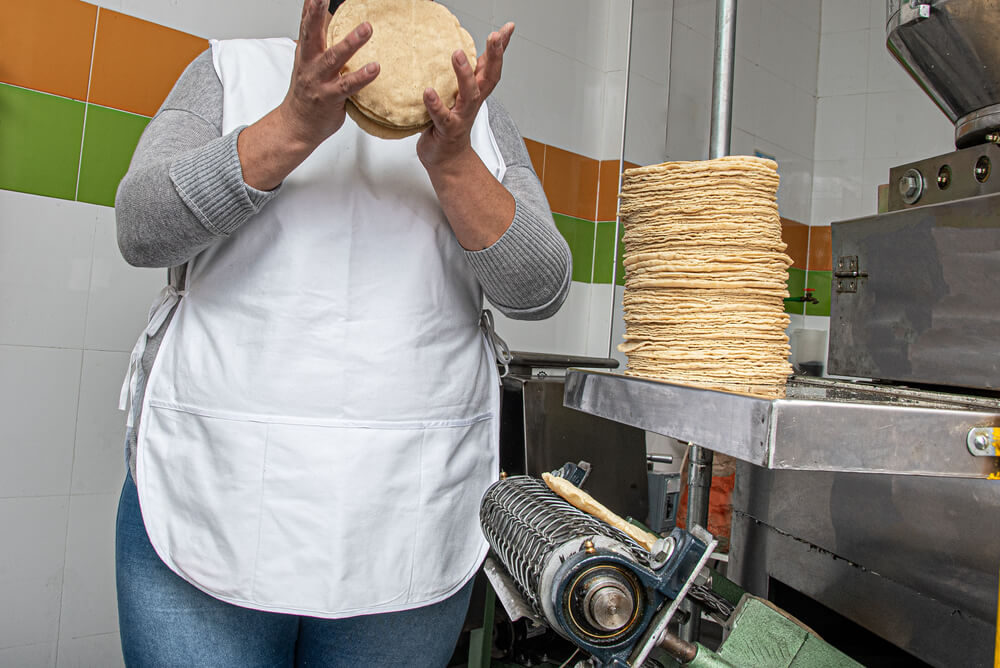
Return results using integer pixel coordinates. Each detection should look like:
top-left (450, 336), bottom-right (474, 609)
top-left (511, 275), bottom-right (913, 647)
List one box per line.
top-left (128, 37), bottom-right (506, 617)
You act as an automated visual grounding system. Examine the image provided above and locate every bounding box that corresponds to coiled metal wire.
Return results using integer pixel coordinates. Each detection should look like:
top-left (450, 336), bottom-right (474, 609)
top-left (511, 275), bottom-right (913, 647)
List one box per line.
top-left (480, 476), bottom-right (651, 615)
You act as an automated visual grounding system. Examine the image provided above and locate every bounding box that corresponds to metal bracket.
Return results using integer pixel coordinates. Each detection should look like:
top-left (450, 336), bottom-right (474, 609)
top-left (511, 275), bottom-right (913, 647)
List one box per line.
top-left (967, 427), bottom-right (999, 457)
top-left (627, 526), bottom-right (718, 668)
top-left (835, 256), bottom-right (868, 293)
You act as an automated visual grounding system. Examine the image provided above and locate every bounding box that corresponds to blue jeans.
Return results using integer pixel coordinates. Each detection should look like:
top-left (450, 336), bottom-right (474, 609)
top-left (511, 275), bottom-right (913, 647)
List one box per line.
top-left (116, 474), bottom-right (473, 667)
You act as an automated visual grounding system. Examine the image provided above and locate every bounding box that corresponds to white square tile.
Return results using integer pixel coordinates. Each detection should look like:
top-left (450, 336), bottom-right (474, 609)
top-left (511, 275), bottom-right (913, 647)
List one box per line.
top-left (605, 0), bottom-right (634, 73)
top-left (610, 284), bottom-right (627, 368)
top-left (585, 283), bottom-right (615, 358)
top-left (866, 23), bottom-right (917, 93)
top-left (0, 497), bottom-right (70, 649)
top-left (810, 159), bottom-right (865, 225)
top-left (601, 69), bottom-right (628, 161)
top-left (758, 1), bottom-right (820, 95)
top-left (754, 69), bottom-right (816, 159)
top-left (734, 0), bottom-right (763, 65)
top-left (83, 208), bottom-right (167, 354)
top-left (673, 0), bottom-right (714, 38)
top-left (814, 94), bottom-right (867, 161)
top-left (861, 155), bottom-right (897, 214)
top-left (732, 56), bottom-right (760, 138)
top-left (821, 0), bottom-right (871, 34)
top-left (629, 0), bottom-right (674, 85)
top-left (116, 0), bottom-right (301, 39)
top-left (625, 74), bottom-right (670, 165)
top-left (71, 351), bottom-right (130, 496)
top-left (499, 0), bottom-right (610, 71)
top-left (753, 141), bottom-right (814, 223)
top-left (0, 192), bottom-right (96, 349)
top-left (0, 643), bottom-right (56, 668)
top-left (440, 0), bottom-right (493, 25)
top-left (496, 37), bottom-right (606, 158)
top-left (492, 282), bottom-right (591, 356)
top-left (58, 494), bottom-right (121, 642)
top-left (56, 633), bottom-right (123, 668)
top-left (817, 29), bottom-right (869, 97)
top-left (769, 0), bottom-right (821, 33)
top-left (0, 345), bottom-right (81, 498)
top-left (864, 89), bottom-right (954, 159)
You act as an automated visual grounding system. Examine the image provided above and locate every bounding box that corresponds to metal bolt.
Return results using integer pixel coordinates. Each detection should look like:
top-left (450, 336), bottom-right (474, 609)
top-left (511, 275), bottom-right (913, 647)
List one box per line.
top-left (973, 434), bottom-right (990, 451)
top-left (584, 540), bottom-right (595, 555)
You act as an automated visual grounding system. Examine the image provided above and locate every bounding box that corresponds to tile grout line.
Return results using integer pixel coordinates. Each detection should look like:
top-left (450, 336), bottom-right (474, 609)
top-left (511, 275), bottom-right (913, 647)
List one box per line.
top-left (60, 11), bottom-right (100, 658)
top-left (75, 8), bottom-right (101, 202)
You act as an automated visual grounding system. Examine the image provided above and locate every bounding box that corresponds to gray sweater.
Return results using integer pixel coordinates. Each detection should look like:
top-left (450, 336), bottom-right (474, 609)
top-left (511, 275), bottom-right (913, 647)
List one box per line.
top-left (116, 49), bottom-right (571, 477)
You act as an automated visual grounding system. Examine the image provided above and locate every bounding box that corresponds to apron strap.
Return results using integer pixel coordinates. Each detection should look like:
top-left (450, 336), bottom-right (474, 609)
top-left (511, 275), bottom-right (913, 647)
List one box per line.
top-left (119, 285), bottom-right (187, 427)
top-left (479, 309), bottom-right (512, 379)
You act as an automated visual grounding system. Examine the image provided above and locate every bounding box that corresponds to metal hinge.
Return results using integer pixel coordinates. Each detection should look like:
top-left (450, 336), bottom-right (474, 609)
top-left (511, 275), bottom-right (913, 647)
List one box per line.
top-left (834, 256), bottom-right (868, 293)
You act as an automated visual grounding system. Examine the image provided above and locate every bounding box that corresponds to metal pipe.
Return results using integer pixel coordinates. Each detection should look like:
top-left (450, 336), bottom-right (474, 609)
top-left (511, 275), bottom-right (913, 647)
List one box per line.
top-left (709, 0), bottom-right (738, 160)
top-left (680, 444), bottom-right (715, 642)
top-left (657, 628), bottom-right (699, 664)
top-left (681, 0), bottom-right (737, 643)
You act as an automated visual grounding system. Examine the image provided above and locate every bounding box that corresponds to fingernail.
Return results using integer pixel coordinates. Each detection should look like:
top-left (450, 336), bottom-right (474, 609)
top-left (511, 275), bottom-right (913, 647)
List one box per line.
top-left (365, 62), bottom-right (378, 74)
top-left (356, 22), bottom-right (371, 37)
top-left (425, 88), bottom-right (437, 101)
top-left (456, 50), bottom-right (468, 66)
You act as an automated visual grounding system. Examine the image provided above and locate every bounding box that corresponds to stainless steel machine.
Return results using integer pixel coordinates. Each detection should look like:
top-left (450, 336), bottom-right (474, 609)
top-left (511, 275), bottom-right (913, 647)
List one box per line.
top-left (557, 1), bottom-right (1000, 666)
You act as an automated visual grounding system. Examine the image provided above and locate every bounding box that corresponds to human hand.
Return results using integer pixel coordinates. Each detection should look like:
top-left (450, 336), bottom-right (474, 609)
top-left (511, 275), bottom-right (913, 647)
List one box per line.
top-left (416, 22), bottom-right (515, 171)
top-left (277, 0), bottom-right (381, 150)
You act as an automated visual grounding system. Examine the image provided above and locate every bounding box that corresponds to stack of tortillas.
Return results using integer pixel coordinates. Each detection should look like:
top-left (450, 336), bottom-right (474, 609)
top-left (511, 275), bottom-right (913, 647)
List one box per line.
top-left (617, 156), bottom-right (793, 399)
top-left (328, 0), bottom-right (477, 139)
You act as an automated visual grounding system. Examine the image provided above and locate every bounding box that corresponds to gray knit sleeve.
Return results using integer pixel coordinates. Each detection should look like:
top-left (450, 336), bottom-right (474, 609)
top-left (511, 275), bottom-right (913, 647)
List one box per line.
top-left (468, 99), bottom-right (571, 321)
top-left (115, 49), bottom-right (279, 268)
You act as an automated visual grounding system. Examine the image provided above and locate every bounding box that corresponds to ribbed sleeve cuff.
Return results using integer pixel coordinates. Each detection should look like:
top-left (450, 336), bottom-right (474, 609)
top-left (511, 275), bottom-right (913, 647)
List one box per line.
top-left (168, 126), bottom-right (280, 237)
top-left (465, 199), bottom-right (572, 319)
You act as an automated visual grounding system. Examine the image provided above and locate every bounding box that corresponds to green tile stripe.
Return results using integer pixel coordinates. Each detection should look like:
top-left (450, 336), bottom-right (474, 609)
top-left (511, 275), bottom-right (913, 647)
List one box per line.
top-left (593, 221), bottom-right (617, 284)
top-left (553, 213), bottom-right (595, 284)
top-left (785, 267), bottom-right (806, 315)
top-left (805, 270), bottom-right (833, 317)
top-left (78, 105), bottom-right (151, 207)
top-left (0, 83), bottom-right (150, 207)
top-left (0, 83), bottom-right (85, 201)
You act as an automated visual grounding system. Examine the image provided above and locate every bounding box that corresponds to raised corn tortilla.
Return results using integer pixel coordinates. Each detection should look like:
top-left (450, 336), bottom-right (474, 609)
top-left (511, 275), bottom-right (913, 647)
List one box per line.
top-left (328, 0), bottom-right (477, 137)
top-left (542, 473), bottom-right (659, 551)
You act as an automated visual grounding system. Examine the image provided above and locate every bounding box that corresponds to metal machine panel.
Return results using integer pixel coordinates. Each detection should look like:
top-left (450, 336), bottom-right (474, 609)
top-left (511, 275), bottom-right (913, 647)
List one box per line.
top-left (729, 463), bottom-right (1000, 667)
top-left (501, 374), bottom-right (649, 523)
top-left (829, 192), bottom-right (1000, 390)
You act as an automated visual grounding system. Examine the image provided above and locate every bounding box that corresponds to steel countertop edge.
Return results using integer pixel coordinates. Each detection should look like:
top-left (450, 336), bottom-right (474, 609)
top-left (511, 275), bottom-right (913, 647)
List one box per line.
top-left (562, 369), bottom-right (1000, 479)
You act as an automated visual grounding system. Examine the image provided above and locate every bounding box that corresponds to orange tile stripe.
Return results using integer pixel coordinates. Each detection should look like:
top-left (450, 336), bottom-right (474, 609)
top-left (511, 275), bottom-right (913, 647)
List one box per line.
top-left (3, 0), bottom-right (207, 118)
top-left (807, 225), bottom-right (832, 272)
top-left (89, 9), bottom-right (208, 117)
top-left (781, 218), bottom-right (809, 270)
top-left (0, 0), bottom-right (97, 101)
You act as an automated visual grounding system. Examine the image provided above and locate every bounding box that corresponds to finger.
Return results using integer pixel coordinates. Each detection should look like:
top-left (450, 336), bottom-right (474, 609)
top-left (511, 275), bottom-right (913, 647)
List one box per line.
top-left (423, 87), bottom-right (452, 130)
top-left (299, 0), bottom-right (330, 60)
top-left (322, 21), bottom-right (373, 77)
top-left (334, 62), bottom-right (381, 99)
top-left (477, 31), bottom-right (504, 97)
top-left (498, 22), bottom-right (515, 49)
top-left (450, 49), bottom-right (480, 116)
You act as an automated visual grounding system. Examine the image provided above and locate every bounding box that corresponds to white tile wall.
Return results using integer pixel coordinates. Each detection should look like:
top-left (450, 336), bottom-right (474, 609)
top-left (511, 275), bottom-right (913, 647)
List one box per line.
top-left (84, 0), bottom-right (303, 39)
top-left (57, 494), bottom-right (121, 647)
top-left (0, 190), bottom-right (158, 666)
top-left (0, 345), bottom-right (82, 499)
top-left (0, 194), bottom-right (95, 349)
top-left (0, 643), bottom-right (57, 668)
top-left (0, 496), bottom-right (70, 649)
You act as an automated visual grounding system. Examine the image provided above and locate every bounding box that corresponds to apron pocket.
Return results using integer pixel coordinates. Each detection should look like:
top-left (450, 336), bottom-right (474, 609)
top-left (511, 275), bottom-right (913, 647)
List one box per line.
top-left (250, 422), bottom-right (423, 613)
top-left (138, 404), bottom-right (268, 601)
